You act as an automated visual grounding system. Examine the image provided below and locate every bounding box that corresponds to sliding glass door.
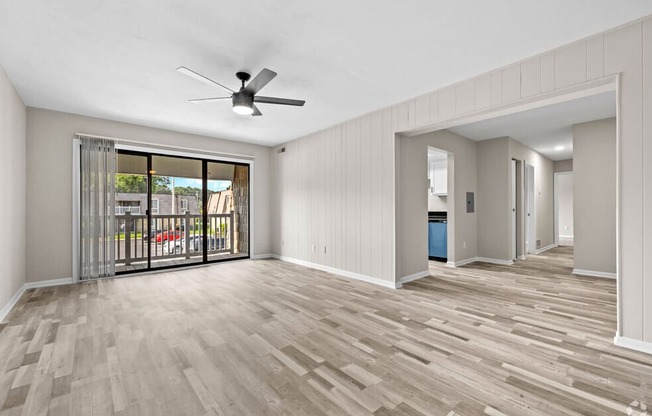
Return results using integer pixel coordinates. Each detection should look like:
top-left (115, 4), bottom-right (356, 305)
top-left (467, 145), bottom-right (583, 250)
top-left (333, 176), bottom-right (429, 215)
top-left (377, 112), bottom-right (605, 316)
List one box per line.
top-left (114, 152), bottom-right (150, 273)
top-left (149, 155), bottom-right (204, 269)
top-left (114, 150), bottom-right (250, 274)
top-left (207, 161), bottom-right (250, 259)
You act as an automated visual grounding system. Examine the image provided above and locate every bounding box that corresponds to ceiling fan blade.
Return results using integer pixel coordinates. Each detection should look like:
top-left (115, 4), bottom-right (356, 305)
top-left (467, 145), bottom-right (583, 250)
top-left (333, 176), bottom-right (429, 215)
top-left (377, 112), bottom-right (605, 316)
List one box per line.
top-left (254, 96), bottom-right (305, 106)
top-left (251, 105), bottom-right (262, 116)
top-left (177, 66), bottom-right (235, 93)
top-left (244, 68), bottom-right (277, 95)
top-left (189, 97), bottom-right (231, 103)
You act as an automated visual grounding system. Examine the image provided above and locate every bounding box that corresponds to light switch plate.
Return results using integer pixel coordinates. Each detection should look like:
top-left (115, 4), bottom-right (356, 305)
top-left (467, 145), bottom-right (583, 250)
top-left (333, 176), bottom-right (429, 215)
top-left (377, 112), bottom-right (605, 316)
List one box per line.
top-left (466, 192), bottom-right (475, 213)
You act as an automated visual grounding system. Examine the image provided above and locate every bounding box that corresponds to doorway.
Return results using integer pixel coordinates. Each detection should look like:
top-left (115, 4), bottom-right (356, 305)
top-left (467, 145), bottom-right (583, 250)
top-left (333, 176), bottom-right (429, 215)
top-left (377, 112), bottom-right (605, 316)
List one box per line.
top-left (427, 147), bottom-right (450, 263)
top-left (525, 163), bottom-right (536, 254)
top-left (554, 171), bottom-right (574, 246)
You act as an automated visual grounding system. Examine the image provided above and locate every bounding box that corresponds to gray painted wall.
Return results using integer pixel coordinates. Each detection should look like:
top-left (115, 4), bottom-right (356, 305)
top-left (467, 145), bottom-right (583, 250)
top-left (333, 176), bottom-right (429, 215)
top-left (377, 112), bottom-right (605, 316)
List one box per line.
top-left (25, 108), bottom-right (271, 283)
top-left (398, 130), bottom-right (553, 276)
top-left (554, 159), bottom-right (574, 173)
top-left (397, 130), bottom-right (477, 278)
top-left (573, 118), bottom-right (616, 274)
top-left (477, 138), bottom-right (511, 260)
top-left (508, 138), bottom-right (555, 252)
top-left (0, 66), bottom-right (26, 311)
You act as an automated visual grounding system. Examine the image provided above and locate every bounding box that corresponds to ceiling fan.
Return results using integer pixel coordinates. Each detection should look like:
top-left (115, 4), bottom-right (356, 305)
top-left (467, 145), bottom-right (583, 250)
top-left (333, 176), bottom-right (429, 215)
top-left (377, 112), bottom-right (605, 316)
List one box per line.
top-left (177, 66), bottom-right (305, 116)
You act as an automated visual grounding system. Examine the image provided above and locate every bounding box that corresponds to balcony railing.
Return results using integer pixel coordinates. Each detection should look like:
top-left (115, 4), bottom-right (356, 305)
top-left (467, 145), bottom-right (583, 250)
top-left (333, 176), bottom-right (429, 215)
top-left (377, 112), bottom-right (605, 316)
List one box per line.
top-left (116, 206), bottom-right (141, 215)
top-left (115, 211), bottom-right (234, 266)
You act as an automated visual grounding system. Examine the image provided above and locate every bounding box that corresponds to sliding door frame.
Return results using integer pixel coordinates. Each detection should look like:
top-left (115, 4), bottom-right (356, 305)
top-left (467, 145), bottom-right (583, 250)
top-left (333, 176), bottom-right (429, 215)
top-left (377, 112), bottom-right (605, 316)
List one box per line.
top-left (72, 138), bottom-right (254, 282)
top-left (114, 148), bottom-right (251, 275)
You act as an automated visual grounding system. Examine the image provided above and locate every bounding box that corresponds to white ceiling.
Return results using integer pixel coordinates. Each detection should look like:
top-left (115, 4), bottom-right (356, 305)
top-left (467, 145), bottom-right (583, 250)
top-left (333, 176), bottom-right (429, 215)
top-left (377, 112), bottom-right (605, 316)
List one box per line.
top-left (448, 91), bottom-right (616, 160)
top-left (0, 1), bottom-right (649, 146)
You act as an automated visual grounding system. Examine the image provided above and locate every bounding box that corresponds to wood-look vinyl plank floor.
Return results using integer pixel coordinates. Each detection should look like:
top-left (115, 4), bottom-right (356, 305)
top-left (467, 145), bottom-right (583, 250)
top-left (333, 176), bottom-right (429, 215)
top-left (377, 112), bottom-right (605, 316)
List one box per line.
top-left (1, 246), bottom-right (651, 415)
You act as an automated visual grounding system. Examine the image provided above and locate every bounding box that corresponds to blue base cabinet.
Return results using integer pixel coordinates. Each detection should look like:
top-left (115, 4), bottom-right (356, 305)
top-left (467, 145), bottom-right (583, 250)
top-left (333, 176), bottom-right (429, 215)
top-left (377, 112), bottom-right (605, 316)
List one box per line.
top-left (428, 222), bottom-right (447, 260)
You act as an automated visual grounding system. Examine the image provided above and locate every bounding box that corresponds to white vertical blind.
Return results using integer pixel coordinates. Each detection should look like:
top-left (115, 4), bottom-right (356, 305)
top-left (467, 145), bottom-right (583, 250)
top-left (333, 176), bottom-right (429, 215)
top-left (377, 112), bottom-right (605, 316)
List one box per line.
top-left (80, 136), bottom-right (116, 279)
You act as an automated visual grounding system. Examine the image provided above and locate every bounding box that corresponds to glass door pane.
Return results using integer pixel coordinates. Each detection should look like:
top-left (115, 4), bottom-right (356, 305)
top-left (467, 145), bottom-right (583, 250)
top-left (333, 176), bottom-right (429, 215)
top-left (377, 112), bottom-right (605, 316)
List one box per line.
top-left (115, 152), bottom-right (149, 273)
top-left (150, 155), bottom-right (204, 269)
top-left (207, 162), bottom-right (249, 260)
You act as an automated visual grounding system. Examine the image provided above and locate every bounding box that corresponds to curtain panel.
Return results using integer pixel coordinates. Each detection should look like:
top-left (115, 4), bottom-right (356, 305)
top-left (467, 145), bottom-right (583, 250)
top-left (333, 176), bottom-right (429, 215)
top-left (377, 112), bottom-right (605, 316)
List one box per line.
top-left (80, 136), bottom-right (116, 280)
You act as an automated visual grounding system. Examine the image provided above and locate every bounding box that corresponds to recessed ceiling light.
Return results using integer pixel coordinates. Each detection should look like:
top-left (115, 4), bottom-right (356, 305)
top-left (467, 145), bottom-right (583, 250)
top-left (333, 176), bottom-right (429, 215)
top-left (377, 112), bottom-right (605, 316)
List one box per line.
top-left (555, 145), bottom-right (565, 151)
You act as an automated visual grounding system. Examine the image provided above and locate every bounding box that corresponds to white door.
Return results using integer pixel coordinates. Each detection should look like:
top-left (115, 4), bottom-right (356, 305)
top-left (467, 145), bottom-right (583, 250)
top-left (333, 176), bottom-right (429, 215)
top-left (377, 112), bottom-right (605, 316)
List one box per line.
top-left (554, 172), bottom-right (574, 246)
top-left (525, 164), bottom-right (536, 254)
top-left (511, 160), bottom-right (517, 260)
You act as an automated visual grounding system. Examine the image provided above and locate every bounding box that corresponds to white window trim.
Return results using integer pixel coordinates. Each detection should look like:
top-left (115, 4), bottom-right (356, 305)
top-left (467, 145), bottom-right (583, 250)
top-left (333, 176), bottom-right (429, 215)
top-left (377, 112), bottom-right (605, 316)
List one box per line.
top-left (151, 198), bottom-right (159, 214)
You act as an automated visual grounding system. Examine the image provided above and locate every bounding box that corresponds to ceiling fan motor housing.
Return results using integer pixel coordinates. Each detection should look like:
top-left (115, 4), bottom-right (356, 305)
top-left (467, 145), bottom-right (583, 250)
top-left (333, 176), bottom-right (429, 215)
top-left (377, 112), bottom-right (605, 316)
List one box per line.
top-left (232, 91), bottom-right (253, 108)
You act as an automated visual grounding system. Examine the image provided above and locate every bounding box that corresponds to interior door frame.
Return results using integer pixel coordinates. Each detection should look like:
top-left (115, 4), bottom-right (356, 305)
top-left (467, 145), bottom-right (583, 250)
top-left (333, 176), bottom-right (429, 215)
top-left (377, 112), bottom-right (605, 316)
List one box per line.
top-left (554, 171), bottom-right (574, 247)
top-left (524, 163), bottom-right (536, 255)
top-left (511, 159), bottom-right (517, 260)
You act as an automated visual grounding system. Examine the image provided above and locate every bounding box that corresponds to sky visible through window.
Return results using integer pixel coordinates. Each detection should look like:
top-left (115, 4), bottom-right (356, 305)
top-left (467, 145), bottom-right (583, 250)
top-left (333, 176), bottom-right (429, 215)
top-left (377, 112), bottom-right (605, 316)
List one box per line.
top-left (172, 177), bottom-right (231, 192)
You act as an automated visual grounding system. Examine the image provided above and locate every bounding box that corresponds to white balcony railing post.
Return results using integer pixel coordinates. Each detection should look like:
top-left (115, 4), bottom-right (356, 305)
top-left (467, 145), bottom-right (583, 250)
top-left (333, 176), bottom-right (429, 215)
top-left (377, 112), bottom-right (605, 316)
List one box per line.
top-left (125, 211), bottom-right (132, 266)
top-left (229, 211), bottom-right (235, 254)
top-left (184, 210), bottom-right (191, 260)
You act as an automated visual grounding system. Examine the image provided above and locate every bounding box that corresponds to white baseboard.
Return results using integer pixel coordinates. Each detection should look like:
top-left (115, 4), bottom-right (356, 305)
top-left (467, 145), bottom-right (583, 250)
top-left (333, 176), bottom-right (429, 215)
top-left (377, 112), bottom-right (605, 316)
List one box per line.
top-left (573, 269), bottom-right (617, 279)
top-left (1, 277), bottom-right (73, 323)
top-left (447, 257), bottom-right (477, 267)
top-left (446, 257), bottom-right (514, 267)
top-left (250, 253), bottom-right (273, 260)
top-left (272, 255), bottom-right (399, 289)
top-left (614, 336), bottom-right (652, 355)
top-left (535, 243), bottom-right (558, 254)
top-left (558, 235), bottom-right (574, 246)
top-left (476, 257), bottom-right (514, 266)
top-left (25, 277), bottom-right (73, 289)
top-left (399, 270), bottom-right (430, 285)
top-left (0, 285), bottom-right (27, 323)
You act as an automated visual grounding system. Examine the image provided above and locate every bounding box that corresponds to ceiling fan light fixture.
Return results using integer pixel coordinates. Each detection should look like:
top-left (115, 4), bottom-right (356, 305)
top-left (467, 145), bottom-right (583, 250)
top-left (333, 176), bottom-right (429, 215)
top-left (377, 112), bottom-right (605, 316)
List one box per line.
top-left (178, 66), bottom-right (305, 117)
top-left (232, 93), bottom-right (254, 115)
top-left (233, 104), bottom-right (254, 115)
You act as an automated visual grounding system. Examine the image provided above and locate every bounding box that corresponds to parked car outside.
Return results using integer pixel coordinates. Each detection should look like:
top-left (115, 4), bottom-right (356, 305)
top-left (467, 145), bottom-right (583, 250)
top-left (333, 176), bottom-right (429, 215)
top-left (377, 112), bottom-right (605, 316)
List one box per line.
top-left (162, 235), bottom-right (223, 255)
top-left (142, 227), bottom-right (161, 242)
top-left (155, 230), bottom-right (183, 243)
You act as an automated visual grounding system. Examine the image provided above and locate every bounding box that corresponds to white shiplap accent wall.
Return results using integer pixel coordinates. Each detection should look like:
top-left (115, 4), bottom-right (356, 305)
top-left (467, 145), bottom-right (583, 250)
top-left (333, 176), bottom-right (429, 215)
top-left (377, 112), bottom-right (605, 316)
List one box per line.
top-left (272, 110), bottom-right (395, 283)
top-left (272, 16), bottom-right (652, 345)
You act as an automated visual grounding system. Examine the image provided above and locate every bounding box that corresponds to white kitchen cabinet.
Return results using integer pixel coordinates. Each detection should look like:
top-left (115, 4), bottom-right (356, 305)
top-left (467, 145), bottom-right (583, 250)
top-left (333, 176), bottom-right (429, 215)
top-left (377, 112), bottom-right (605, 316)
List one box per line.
top-left (430, 159), bottom-right (447, 196)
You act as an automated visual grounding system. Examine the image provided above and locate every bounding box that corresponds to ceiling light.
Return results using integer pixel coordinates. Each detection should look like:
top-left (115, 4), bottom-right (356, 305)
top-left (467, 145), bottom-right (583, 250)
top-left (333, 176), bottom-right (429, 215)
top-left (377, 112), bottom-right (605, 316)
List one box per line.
top-left (555, 145), bottom-right (565, 151)
top-left (233, 104), bottom-right (253, 115)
